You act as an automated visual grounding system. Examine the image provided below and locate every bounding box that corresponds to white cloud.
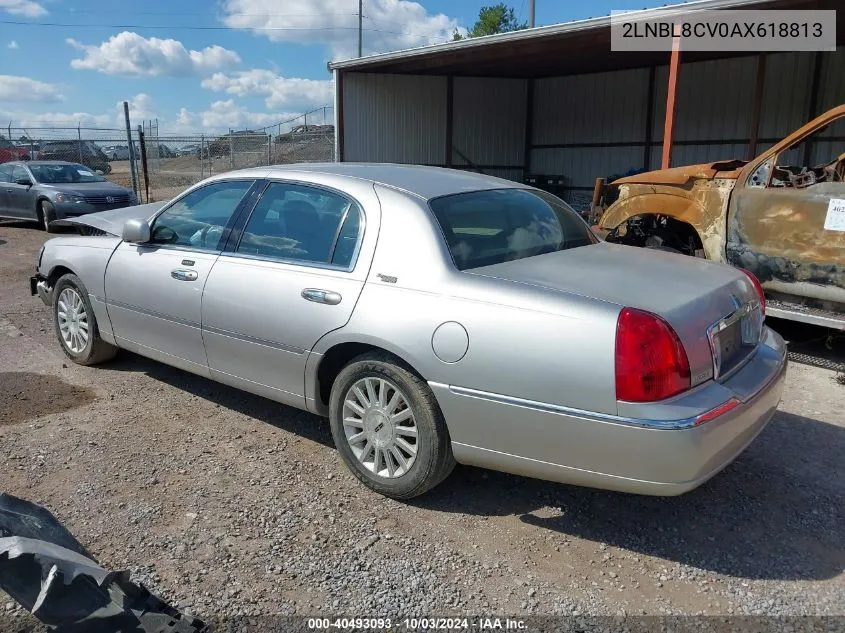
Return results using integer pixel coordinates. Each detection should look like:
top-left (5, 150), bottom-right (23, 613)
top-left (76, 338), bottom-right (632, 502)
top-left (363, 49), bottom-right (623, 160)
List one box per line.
top-left (0, 0), bottom-right (47, 17)
top-left (67, 32), bottom-right (241, 77)
top-left (221, 0), bottom-right (461, 59)
top-left (7, 40), bottom-right (19, 49)
top-left (197, 99), bottom-right (287, 130)
top-left (117, 93), bottom-right (158, 125)
top-left (0, 109), bottom-right (111, 128)
top-left (0, 75), bottom-right (64, 103)
top-left (201, 70), bottom-right (333, 109)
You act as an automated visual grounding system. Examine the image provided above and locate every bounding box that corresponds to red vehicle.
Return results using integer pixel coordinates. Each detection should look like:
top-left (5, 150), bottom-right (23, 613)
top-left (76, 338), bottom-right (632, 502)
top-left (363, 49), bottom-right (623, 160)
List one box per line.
top-left (0, 138), bottom-right (32, 163)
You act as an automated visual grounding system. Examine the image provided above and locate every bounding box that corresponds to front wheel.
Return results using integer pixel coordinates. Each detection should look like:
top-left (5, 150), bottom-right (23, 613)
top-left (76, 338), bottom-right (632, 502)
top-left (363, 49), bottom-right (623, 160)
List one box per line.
top-left (329, 353), bottom-right (455, 499)
top-left (39, 201), bottom-right (57, 233)
top-left (53, 273), bottom-right (118, 365)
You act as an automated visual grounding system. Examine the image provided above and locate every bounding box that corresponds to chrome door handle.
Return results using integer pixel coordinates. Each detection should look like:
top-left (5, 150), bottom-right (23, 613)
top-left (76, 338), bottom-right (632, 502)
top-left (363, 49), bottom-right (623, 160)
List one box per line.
top-left (301, 288), bottom-right (342, 305)
top-left (171, 269), bottom-right (198, 281)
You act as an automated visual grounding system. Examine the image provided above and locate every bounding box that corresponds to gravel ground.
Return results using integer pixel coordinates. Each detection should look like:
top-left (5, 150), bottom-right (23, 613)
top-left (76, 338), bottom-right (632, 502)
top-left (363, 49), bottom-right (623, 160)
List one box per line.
top-left (0, 220), bottom-right (843, 628)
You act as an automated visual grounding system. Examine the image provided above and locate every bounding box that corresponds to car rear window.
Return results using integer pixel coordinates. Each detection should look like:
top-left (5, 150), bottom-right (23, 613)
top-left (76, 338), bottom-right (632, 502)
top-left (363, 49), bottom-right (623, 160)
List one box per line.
top-left (429, 188), bottom-right (597, 271)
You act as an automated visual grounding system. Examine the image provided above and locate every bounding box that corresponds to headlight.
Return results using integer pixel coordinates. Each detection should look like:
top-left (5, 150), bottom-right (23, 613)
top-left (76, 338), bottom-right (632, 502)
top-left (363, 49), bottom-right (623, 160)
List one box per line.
top-left (55, 193), bottom-right (86, 203)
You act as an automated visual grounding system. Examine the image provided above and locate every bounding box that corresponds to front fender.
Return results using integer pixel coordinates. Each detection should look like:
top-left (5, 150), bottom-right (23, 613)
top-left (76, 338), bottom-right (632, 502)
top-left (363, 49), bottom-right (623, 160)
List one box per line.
top-left (599, 190), bottom-right (706, 230)
top-left (38, 236), bottom-right (122, 342)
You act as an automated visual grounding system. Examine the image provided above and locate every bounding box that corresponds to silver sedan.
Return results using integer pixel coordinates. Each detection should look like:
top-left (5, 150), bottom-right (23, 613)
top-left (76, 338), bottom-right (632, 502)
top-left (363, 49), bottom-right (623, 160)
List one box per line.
top-left (30, 164), bottom-right (787, 499)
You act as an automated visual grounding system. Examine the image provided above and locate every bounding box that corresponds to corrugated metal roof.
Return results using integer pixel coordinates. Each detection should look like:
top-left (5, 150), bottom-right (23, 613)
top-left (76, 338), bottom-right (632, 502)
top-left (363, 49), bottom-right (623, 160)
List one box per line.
top-left (328, 0), bottom-right (772, 72)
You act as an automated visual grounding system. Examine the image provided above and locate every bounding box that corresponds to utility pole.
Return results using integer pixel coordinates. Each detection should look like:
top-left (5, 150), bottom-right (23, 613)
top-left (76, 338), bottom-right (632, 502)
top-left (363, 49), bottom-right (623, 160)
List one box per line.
top-left (529, 0), bottom-right (535, 28)
top-left (358, 0), bottom-right (362, 57)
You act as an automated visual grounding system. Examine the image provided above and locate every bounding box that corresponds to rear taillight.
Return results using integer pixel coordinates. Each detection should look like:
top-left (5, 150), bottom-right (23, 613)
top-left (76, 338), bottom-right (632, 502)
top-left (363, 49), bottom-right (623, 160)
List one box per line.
top-left (739, 268), bottom-right (765, 315)
top-left (615, 307), bottom-right (691, 402)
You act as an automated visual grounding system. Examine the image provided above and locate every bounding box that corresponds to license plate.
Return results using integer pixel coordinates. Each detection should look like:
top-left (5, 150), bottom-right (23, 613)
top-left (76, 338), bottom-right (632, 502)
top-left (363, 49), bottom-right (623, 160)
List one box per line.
top-left (713, 320), bottom-right (743, 374)
top-left (709, 303), bottom-right (762, 379)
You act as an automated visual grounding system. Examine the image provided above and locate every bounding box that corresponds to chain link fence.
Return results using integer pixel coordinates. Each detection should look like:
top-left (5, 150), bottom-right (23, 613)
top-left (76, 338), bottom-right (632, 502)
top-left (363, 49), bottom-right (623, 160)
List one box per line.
top-left (2, 106), bottom-right (335, 204)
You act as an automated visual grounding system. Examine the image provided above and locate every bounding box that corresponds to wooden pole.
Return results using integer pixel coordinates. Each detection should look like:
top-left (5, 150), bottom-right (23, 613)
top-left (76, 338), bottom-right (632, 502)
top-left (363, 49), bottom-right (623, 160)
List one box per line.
top-left (138, 126), bottom-right (150, 203)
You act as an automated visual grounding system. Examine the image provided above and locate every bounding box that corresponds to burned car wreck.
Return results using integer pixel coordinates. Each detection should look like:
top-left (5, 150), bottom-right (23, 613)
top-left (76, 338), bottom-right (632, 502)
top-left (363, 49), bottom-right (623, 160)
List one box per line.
top-left (597, 104), bottom-right (845, 330)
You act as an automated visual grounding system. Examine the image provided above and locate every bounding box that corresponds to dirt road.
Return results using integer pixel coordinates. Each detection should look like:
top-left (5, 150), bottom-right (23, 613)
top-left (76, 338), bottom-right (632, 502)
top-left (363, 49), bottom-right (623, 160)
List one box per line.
top-left (0, 220), bottom-right (842, 626)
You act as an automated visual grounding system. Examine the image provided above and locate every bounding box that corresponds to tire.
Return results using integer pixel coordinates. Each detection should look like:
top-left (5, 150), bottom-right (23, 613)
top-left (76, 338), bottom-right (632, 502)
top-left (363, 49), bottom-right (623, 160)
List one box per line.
top-left (329, 352), bottom-right (455, 499)
top-left (52, 273), bottom-right (118, 366)
top-left (39, 200), bottom-right (57, 233)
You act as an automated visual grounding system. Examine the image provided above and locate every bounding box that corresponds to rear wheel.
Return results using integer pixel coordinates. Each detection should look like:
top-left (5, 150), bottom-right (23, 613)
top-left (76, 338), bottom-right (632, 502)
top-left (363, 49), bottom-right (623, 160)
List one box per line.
top-left (38, 201), bottom-right (57, 233)
top-left (329, 353), bottom-right (455, 499)
top-left (53, 273), bottom-right (118, 365)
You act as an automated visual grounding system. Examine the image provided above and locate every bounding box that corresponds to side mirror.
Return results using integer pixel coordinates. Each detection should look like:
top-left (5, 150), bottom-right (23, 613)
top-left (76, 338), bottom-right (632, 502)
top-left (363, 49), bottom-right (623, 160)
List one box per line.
top-left (15, 177), bottom-right (32, 187)
top-left (122, 218), bottom-right (151, 243)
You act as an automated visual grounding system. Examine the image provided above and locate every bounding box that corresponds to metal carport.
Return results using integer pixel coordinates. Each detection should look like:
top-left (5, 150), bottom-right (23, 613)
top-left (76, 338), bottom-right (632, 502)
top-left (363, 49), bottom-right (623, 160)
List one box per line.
top-left (328, 0), bottom-right (844, 209)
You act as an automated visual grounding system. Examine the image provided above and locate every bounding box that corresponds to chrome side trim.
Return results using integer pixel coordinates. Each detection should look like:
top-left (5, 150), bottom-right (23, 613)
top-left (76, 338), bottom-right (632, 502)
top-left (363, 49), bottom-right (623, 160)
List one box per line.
top-left (433, 350), bottom-right (786, 432)
top-left (106, 299), bottom-right (200, 329)
top-left (432, 382), bottom-right (700, 430)
top-left (202, 325), bottom-right (305, 355)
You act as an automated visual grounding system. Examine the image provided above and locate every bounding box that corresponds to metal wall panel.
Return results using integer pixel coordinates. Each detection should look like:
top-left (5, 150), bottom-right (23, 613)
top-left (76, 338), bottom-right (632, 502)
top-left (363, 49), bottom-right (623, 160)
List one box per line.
top-left (343, 73), bottom-right (447, 164)
top-left (452, 166), bottom-right (524, 183)
top-left (817, 46), bottom-right (845, 121)
top-left (756, 52), bottom-right (815, 140)
top-left (451, 77), bottom-right (527, 167)
top-left (651, 56), bottom-right (757, 143)
top-left (533, 69), bottom-right (651, 145)
top-left (532, 146), bottom-right (645, 189)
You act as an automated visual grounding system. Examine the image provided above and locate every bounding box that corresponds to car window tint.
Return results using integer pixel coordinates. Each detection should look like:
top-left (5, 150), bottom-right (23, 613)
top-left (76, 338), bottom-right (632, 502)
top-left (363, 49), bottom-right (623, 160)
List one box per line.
top-left (238, 182), bottom-right (360, 266)
top-left (0, 165), bottom-right (12, 183)
top-left (151, 180), bottom-right (253, 250)
top-left (331, 208), bottom-right (361, 268)
top-left (429, 189), bottom-right (597, 271)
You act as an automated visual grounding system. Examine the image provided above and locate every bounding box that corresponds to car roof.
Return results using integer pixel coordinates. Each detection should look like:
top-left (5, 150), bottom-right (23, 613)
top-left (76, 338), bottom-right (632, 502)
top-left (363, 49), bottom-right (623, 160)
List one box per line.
top-left (215, 163), bottom-right (529, 200)
top-left (20, 160), bottom-right (78, 166)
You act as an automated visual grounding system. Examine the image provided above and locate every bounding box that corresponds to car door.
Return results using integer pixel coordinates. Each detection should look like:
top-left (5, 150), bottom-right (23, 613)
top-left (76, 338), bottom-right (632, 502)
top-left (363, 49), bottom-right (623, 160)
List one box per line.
top-left (104, 178), bottom-right (259, 376)
top-left (5, 164), bottom-right (36, 219)
top-left (201, 179), bottom-right (374, 407)
top-left (727, 111), bottom-right (845, 305)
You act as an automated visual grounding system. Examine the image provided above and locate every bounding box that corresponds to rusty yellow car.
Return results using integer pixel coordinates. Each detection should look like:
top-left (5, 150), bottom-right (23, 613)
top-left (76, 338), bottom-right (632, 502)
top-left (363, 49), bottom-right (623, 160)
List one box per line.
top-left (598, 105), bottom-right (845, 330)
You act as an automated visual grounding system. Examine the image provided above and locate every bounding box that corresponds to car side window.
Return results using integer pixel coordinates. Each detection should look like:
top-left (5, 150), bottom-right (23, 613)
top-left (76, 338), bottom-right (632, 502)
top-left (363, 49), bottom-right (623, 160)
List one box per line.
top-left (237, 182), bottom-right (362, 267)
top-left (11, 165), bottom-right (29, 182)
top-left (0, 166), bottom-right (11, 183)
top-left (150, 180), bottom-right (254, 250)
top-left (768, 116), bottom-right (845, 189)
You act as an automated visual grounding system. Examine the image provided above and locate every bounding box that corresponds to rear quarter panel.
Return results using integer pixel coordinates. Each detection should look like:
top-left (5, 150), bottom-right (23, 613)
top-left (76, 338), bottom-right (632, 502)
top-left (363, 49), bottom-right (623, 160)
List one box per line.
top-left (309, 184), bottom-right (621, 450)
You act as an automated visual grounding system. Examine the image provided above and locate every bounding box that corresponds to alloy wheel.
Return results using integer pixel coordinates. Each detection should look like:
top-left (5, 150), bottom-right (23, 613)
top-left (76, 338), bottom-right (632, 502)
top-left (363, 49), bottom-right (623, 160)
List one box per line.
top-left (57, 287), bottom-right (89, 353)
top-left (342, 377), bottom-right (419, 478)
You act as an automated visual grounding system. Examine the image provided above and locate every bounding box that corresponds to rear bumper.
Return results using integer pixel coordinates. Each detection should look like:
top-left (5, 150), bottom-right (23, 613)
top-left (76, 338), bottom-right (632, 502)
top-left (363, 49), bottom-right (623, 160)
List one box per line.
top-left (432, 328), bottom-right (787, 495)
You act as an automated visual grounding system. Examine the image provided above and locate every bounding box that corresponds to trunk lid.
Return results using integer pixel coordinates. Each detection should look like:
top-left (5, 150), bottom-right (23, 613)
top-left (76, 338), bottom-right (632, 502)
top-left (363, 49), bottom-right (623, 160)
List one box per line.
top-left (468, 242), bottom-right (761, 387)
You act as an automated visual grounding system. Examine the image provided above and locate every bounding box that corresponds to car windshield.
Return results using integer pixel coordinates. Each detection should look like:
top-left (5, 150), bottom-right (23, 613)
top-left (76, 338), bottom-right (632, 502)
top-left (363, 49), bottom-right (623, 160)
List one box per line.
top-left (29, 163), bottom-right (106, 184)
top-left (429, 188), bottom-right (597, 271)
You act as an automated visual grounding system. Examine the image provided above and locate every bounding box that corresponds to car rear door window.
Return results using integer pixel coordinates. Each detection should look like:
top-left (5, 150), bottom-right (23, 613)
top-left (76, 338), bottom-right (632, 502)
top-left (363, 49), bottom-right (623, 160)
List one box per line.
top-left (429, 188), bottom-right (596, 270)
top-left (0, 166), bottom-right (12, 183)
top-left (237, 182), bottom-right (362, 267)
top-left (150, 180), bottom-right (254, 251)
